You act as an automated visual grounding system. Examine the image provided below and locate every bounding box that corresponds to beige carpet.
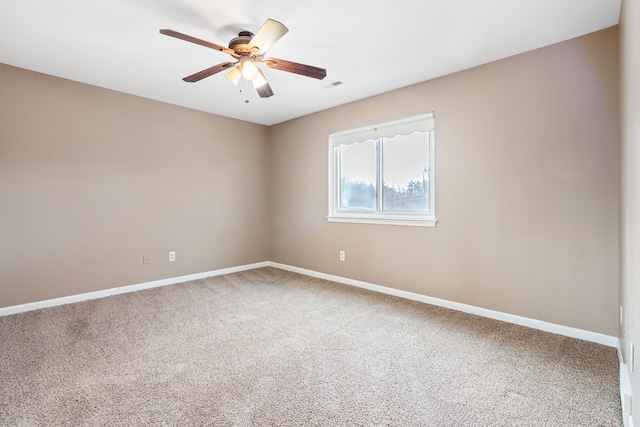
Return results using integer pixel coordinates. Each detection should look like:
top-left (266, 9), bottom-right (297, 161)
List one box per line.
top-left (0, 267), bottom-right (622, 426)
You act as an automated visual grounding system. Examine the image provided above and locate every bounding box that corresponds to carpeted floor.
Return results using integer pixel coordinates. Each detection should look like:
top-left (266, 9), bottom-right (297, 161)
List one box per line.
top-left (0, 267), bottom-right (622, 426)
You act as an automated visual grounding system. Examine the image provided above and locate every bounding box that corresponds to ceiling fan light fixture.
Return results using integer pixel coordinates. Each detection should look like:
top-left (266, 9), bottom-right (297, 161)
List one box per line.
top-left (225, 67), bottom-right (242, 86)
top-left (253, 71), bottom-right (268, 89)
top-left (240, 56), bottom-right (259, 81)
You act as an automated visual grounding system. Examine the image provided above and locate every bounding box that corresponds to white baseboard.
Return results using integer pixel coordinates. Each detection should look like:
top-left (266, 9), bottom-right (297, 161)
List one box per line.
top-left (1, 260), bottom-right (618, 349)
top-left (0, 262), bottom-right (269, 317)
top-left (267, 262), bottom-right (619, 348)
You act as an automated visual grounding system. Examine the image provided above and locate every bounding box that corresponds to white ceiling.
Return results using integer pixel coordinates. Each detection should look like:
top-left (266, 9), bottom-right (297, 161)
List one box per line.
top-left (0, 0), bottom-right (620, 126)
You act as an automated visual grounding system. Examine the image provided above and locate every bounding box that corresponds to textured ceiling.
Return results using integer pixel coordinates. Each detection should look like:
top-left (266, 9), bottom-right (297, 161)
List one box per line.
top-left (0, 0), bottom-right (621, 125)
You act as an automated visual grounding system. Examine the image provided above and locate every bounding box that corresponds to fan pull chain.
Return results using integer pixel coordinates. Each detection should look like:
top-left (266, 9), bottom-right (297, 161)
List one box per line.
top-left (240, 78), bottom-right (250, 103)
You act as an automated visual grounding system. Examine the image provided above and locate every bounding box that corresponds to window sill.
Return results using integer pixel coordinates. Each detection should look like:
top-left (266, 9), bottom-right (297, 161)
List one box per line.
top-left (327, 214), bottom-right (437, 227)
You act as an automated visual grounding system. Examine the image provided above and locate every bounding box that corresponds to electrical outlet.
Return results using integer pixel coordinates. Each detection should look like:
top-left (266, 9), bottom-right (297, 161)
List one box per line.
top-left (339, 250), bottom-right (345, 261)
top-left (169, 251), bottom-right (176, 262)
top-left (143, 254), bottom-right (150, 265)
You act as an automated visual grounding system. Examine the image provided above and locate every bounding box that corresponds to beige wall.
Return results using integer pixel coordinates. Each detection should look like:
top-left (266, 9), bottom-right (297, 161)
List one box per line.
top-left (619, 0), bottom-right (640, 422)
top-left (269, 27), bottom-right (619, 335)
top-left (0, 64), bottom-right (270, 308)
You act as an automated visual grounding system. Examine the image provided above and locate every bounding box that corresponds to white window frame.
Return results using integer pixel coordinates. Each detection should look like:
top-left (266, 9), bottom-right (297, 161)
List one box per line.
top-left (327, 113), bottom-right (437, 227)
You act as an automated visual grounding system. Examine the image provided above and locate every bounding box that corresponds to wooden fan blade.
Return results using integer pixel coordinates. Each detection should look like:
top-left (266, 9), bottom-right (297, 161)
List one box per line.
top-left (262, 57), bottom-right (326, 80)
top-left (256, 82), bottom-right (274, 98)
top-left (183, 62), bottom-right (235, 82)
top-left (160, 29), bottom-right (235, 56)
top-left (248, 19), bottom-right (288, 55)
top-left (254, 68), bottom-right (274, 98)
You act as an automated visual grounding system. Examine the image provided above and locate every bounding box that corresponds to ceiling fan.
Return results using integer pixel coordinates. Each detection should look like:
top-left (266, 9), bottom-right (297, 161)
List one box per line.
top-left (160, 19), bottom-right (327, 98)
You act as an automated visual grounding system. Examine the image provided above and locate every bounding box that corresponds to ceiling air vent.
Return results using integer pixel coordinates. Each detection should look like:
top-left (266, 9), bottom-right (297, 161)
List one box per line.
top-left (324, 81), bottom-right (343, 89)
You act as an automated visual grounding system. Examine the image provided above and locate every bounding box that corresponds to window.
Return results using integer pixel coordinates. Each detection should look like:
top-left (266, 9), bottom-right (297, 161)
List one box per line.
top-left (328, 113), bottom-right (436, 227)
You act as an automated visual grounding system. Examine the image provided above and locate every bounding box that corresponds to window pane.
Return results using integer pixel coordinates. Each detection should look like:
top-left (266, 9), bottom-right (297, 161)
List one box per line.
top-left (382, 132), bottom-right (429, 212)
top-left (339, 140), bottom-right (376, 211)
top-left (328, 113), bottom-right (436, 226)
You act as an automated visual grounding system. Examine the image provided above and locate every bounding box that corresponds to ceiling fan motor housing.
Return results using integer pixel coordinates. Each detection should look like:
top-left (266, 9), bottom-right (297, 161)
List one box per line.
top-left (229, 31), bottom-right (255, 55)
